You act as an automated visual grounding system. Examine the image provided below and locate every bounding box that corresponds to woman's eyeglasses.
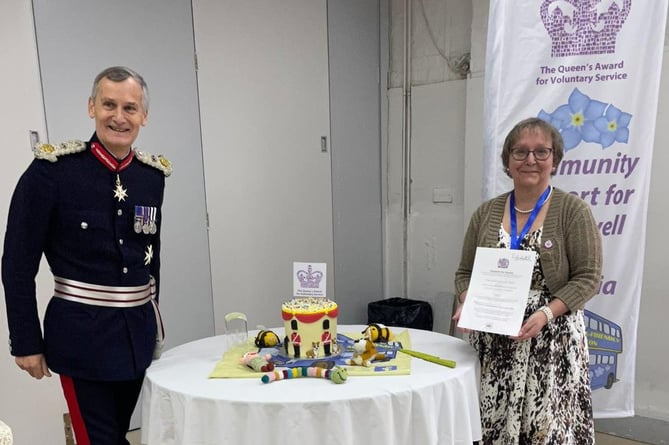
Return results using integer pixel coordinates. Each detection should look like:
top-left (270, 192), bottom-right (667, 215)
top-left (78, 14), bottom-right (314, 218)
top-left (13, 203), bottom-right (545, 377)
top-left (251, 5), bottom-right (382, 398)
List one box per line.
top-left (510, 147), bottom-right (553, 161)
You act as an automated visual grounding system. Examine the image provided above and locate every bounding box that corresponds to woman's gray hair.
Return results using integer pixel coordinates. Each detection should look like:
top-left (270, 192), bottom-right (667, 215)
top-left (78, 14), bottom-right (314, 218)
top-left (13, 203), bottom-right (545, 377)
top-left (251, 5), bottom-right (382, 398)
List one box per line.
top-left (90, 66), bottom-right (150, 112)
top-left (500, 117), bottom-right (564, 177)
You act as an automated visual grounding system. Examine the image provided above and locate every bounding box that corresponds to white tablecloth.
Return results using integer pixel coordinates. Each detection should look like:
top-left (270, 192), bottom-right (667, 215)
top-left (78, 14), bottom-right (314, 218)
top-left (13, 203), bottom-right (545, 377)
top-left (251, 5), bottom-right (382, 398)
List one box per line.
top-left (141, 325), bottom-right (481, 445)
top-left (0, 421), bottom-right (12, 445)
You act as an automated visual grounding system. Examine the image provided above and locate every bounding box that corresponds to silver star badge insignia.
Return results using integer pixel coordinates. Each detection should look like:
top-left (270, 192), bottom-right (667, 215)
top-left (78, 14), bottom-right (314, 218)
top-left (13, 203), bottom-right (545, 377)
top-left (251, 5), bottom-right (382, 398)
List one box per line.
top-left (114, 175), bottom-right (128, 202)
top-left (144, 244), bottom-right (153, 265)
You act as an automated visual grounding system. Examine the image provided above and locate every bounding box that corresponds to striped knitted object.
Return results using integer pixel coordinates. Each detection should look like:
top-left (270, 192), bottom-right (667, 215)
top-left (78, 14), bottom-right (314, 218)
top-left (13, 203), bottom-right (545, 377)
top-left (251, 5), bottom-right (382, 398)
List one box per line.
top-left (261, 366), bottom-right (348, 384)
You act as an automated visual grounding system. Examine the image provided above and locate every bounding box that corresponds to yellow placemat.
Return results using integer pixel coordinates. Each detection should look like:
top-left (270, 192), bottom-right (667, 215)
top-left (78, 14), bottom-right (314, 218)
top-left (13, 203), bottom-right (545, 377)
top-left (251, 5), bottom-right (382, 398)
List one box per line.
top-left (208, 341), bottom-right (259, 378)
top-left (209, 329), bottom-right (412, 379)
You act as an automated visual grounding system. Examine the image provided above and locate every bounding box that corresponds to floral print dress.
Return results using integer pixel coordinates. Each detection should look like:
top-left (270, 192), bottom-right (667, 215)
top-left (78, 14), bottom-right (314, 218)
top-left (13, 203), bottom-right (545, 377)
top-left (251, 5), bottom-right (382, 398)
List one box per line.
top-left (468, 226), bottom-right (594, 445)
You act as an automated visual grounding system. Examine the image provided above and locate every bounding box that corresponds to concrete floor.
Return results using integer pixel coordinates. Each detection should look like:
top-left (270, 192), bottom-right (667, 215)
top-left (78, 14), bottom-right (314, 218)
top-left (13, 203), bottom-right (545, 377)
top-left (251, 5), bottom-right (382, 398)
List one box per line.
top-left (595, 416), bottom-right (669, 445)
top-left (596, 431), bottom-right (655, 445)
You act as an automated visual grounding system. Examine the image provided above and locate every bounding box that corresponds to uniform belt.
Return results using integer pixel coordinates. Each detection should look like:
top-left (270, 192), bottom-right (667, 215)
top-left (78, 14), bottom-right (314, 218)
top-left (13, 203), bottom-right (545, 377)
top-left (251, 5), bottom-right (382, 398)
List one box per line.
top-left (54, 276), bottom-right (155, 307)
top-left (54, 276), bottom-right (165, 357)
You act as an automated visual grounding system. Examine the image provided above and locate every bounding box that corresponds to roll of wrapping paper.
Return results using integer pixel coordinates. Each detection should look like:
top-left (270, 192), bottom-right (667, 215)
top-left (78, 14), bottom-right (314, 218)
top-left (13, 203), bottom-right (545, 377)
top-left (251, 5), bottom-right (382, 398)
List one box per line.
top-left (399, 348), bottom-right (456, 368)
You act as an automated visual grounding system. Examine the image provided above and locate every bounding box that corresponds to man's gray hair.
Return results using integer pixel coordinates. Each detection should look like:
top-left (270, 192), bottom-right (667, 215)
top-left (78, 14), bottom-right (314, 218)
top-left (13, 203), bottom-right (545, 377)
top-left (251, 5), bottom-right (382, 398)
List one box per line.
top-left (91, 66), bottom-right (150, 112)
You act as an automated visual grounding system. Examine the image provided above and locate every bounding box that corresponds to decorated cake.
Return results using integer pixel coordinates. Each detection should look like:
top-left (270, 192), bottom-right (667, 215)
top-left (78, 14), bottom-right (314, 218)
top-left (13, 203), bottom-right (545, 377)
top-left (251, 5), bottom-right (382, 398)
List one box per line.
top-left (281, 297), bottom-right (338, 358)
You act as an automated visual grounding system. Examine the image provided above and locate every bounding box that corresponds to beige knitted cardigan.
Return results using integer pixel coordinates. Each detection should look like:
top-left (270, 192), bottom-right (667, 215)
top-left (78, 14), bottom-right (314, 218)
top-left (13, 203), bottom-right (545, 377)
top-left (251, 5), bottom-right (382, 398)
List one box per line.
top-left (454, 187), bottom-right (602, 311)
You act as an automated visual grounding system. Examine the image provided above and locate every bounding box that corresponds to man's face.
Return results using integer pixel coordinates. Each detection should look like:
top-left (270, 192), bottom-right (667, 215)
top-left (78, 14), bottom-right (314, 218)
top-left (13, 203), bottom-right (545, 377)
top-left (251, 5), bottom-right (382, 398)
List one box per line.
top-left (88, 77), bottom-right (147, 155)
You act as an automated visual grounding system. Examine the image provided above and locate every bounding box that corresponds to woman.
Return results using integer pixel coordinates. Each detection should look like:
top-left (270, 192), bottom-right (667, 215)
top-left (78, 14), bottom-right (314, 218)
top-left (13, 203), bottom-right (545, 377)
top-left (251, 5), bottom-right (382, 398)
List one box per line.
top-left (453, 117), bottom-right (602, 444)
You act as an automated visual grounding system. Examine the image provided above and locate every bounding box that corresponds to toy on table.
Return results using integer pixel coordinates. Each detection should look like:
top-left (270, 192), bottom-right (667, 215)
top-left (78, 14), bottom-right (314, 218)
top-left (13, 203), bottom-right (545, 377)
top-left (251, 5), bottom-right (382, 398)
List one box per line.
top-left (345, 337), bottom-right (387, 367)
top-left (362, 323), bottom-right (394, 342)
top-left (399, 348), bottom-right (456, 368)
top-left (261, 366), bottom-right (348, 384)
top-left (241, 351), bottom-right (274, 372)
top-left (254, 329), bottom-right (281, 348)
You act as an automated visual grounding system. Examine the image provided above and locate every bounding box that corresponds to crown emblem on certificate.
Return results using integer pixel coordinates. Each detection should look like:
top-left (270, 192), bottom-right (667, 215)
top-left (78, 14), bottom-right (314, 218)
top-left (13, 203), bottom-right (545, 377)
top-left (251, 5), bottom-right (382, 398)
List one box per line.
top-left (134, 149), bottom-right (173, 177)
top-left (33, 140), bottom-right (87, 162)
top-left (540, 0), bottom-right (630, 57)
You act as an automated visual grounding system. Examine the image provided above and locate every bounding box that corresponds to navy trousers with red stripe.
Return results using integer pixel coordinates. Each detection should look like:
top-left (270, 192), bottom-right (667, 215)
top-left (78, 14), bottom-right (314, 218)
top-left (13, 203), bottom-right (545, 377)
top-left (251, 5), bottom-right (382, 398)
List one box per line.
top-left (60, 375), bottom-right (143, 445)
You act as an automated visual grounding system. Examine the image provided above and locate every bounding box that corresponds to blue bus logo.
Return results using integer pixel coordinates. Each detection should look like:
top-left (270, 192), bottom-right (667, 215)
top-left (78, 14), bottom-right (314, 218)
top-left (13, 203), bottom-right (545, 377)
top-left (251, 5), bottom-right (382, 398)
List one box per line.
top-left (584, 310), bottom-right (623, 390)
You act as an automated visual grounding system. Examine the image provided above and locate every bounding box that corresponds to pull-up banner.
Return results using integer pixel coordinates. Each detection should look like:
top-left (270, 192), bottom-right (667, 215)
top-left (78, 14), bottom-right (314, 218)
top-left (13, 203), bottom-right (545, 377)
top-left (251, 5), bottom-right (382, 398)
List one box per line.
top-left (483, 0), bottom-right (668, 417)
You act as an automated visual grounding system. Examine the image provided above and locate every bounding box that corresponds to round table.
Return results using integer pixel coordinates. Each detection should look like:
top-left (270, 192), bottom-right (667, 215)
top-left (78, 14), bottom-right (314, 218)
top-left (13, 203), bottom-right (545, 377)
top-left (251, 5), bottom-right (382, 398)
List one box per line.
top-left (141, 325), bottom-right (482, 445)
top-left (0, 420), bottom-right (12, 445)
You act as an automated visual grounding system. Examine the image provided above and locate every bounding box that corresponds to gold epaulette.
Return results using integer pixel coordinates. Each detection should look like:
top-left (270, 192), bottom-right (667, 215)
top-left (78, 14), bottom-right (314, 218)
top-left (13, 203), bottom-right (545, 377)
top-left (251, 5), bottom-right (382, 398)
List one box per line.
top-left (133, 149), bottom-right (173, 177)
top-left (33, 140), bottom-right (87, 162)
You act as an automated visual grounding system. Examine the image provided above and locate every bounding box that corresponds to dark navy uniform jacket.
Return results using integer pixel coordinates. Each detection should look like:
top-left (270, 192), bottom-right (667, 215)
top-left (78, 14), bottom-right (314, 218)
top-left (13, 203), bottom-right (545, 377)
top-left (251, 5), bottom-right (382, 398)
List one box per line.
top-left (2, 134), bottom-right (168, 381)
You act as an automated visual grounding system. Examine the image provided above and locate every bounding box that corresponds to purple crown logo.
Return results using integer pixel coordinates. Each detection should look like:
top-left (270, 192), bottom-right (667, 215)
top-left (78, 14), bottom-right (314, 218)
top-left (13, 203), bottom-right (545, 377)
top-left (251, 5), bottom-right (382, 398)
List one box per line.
top-left (541, 0), bottom-right (631, 57)
top-left (297, 265), bottom-right (323, 288)
top-left (497, 258), bottom-right (510, 269)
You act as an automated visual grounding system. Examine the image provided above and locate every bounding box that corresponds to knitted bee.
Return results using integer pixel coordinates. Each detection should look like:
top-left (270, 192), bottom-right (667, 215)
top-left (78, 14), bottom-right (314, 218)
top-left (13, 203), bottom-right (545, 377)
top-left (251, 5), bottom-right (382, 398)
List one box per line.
top-left (261, 366), bottom-right (348, 384)
top-left (254, 329), bottom-right (281, 348)
top-left (362, 323), bottom-right (394, 343)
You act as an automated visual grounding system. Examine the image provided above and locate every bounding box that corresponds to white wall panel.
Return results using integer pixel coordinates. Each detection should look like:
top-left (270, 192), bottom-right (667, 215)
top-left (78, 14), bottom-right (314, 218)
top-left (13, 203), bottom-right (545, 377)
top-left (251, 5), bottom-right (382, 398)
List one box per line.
top-left (0, 2), bottom-right (66, 442)
top-left (636, 49), bottom-right (669, 421)
top-left (328, 0), bottom-right (384, 324)
top-left (193, 0), bottom-right (334, 332)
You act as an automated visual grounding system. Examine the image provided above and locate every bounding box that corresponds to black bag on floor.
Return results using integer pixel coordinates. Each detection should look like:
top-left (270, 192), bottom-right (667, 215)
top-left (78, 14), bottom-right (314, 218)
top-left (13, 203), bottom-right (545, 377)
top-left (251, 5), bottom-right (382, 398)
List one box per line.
top-left (367, 297), bottom-right (433, 331)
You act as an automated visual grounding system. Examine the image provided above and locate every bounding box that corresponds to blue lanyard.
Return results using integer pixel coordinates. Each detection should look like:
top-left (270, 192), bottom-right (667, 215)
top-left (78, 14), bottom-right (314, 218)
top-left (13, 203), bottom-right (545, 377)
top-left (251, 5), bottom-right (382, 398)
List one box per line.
top-left (509, 186), bottom-right (552, 250)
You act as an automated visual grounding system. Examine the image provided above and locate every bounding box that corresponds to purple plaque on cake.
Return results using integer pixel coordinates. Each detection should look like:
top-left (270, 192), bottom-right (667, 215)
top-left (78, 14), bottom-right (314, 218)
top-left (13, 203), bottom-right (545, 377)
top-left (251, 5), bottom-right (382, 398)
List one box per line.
top-left (293, 262), bottom-right (326, 298)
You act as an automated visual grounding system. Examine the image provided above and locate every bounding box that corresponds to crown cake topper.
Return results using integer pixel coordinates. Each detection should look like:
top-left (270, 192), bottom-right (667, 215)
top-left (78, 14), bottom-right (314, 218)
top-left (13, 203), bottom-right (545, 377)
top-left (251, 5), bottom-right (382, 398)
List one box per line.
top-left (297, 265), bottom-right (323, 288)
top-left (293, 262), bottom-right (326, 297)
top-left (541, 0), bottom-right (631, 57)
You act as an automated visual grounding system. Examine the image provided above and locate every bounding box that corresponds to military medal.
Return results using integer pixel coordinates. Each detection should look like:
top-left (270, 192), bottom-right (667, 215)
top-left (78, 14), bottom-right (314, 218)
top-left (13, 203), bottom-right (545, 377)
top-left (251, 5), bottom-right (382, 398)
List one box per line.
top-left (149, 207), bottom-right (158, 234)
top-left (91, 142), bottom-right (133, 202)
top-left (113, 174), bottom-right (128, 202)
top-left (134, 206), bottom-right (145, 233)
top-left (144, 244), bottom-right (153, 265)
top-left (90, 142), bottom-right (164, 237)
top-left (135, 205), bottom-right (158, 235)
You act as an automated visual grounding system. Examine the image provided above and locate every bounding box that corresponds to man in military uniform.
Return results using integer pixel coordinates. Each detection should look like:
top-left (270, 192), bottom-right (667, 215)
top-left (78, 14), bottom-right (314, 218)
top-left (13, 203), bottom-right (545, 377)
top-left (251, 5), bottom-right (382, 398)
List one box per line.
top-left (2, 66), bottom-right (171, 445)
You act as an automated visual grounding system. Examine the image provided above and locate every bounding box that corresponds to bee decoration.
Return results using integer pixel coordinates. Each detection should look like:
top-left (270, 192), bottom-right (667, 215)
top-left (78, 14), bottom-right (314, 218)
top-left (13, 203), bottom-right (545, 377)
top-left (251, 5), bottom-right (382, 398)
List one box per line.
top-left (362, 323), bottom-right (394, 343)
top-left (254, 329), bottom-right (281, 348)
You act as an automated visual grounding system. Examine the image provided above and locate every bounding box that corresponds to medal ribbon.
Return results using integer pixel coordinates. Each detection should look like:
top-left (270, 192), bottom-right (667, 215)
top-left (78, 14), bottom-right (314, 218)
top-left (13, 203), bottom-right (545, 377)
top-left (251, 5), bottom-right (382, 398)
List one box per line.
top-left (92, 142), bottom-right (134, 201)
top-left (91, 142), bottom-right (134, 173)
top-left (509, 186), bottom-right (552, 250)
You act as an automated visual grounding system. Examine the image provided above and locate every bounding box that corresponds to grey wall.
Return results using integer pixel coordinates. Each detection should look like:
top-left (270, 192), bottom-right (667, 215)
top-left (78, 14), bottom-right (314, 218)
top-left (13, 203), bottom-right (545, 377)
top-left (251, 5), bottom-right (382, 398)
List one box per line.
top-left (192, 0), bottom-right (336, 333)
top-left (636, 53), bottom-right (669, 420)
top-left (192, 0), bottom-right (385, 333)
top-left (0, 2), bottom-right (67, 443)
top-left (327, 0), bottom-right (384, 324)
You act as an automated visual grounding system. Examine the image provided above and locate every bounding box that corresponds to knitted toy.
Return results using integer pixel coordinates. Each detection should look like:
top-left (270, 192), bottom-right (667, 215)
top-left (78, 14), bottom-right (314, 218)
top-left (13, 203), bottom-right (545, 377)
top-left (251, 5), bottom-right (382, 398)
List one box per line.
top-left (254, 329), bottom-right (281, 348)
top-left (261, 366), bottom-right (348, 384)
top-left (346, 338), bottom-right (386, 367)
top-left (362, 323), bottom-right (395, 342)
top-left (241, 351), bottom-right (274, 372)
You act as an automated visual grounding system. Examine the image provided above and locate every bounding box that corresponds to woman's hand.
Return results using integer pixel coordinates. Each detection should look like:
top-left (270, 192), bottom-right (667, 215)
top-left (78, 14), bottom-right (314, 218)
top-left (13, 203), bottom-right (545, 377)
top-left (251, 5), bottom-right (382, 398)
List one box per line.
top-left (513, 310), bottom-right (549, 341)
top-left (452, 291), bottom-right (473, 334)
